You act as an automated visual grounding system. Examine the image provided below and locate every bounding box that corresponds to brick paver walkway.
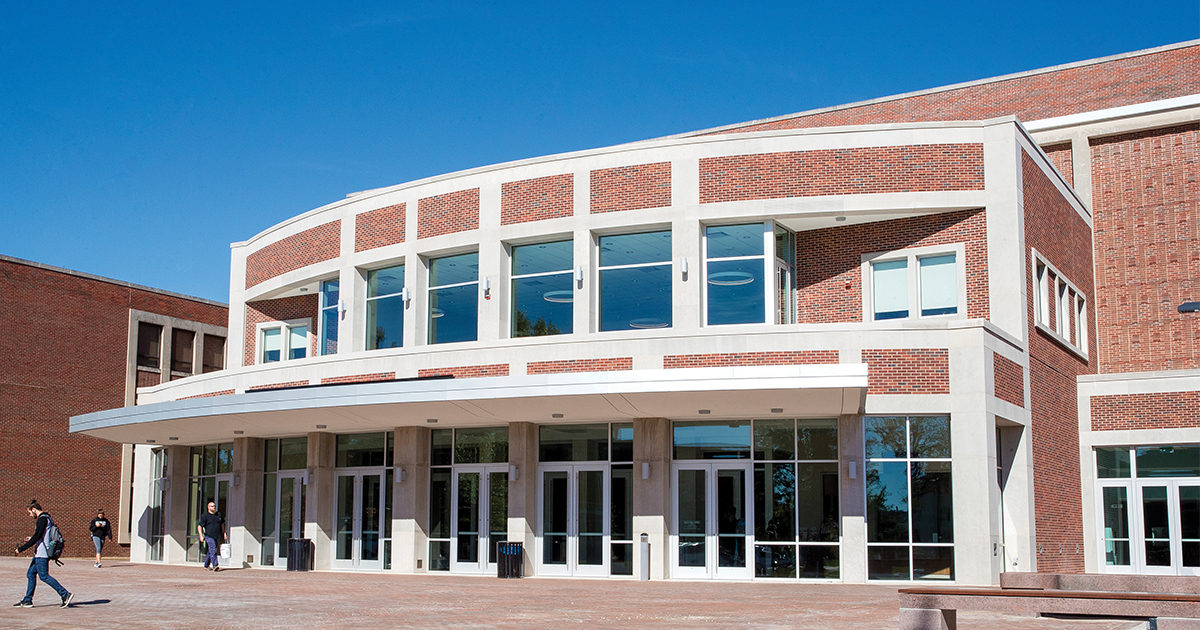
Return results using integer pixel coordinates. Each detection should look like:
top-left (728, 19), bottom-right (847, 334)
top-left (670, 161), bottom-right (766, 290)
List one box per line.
top-left (0, 557), bottom-right (1147, 629)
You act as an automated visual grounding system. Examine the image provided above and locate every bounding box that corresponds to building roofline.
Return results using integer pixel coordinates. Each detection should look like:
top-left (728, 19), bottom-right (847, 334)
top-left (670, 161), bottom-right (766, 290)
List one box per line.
top-left (666, 39), bottom-right (1200, 139)
top-left (0, 254), bottom-right (228, 308)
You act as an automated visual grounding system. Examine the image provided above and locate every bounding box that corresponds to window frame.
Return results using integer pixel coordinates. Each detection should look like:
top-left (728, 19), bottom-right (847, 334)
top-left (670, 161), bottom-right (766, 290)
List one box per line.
top-left (256, 318), bottom-right (312, 365)
top-left (862, 243), bottom-right (967, 323)
top-left (1031, 249), bottom-right (1089, 359)
top-left (510, 239), bottom-right (575, 338)
top-left (318, 279), bottom-right (340, 356)
top-left (364, 263), bottom-right (406, 351)
top-left (702, 222), bottom-right (772, 327)
top-left (597, 229), bottom-right (673, 332)
top-left (427, 251), bottom-right (480, 345)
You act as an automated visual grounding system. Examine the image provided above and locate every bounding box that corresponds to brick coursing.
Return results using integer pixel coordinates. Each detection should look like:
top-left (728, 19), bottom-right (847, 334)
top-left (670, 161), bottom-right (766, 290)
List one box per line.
top-left (418, 189), bottom-right (480, 239)
top-left (242, 295), bottom-right (318, 367)
top-left (177, 389), bottom-right (236, 400)
top-left (528, 358), bottom-right (634, 374)
top-left (320, 373), bottom-right (396, 385)
top-left (1023, 150), bottom-right (1097, 574)
top-left (1041, 142), bottom-right (1074, 188)
top-left (992, 354), bottom-right (1025, 407)
top-left (861, 349), bottom-right (949, 394)
top-left (244, 220), bottom-right (341, 289)
top-left (590, 163), bottom-right (671, 213)
top-left (699, 145), bottom-right (984, 204)
top-left (246, 380), bottom-right (310, 392)
top-left (501, 174), bottom-right (574, 225)
top-left (1091, 392), bottom-right (1200, 431)
top-left (1091, 124), bottom-right (1200, 373)
top-left (418, 364), bottom-right (509, 379)
top-left (715, 45), bottom-right (1200, 134)
top-left (796, 209), bottom-right (989, 323)
top-left (354, 204), bottom-right (406, 252)
top-left (664, 350), bottom-right (838, 368)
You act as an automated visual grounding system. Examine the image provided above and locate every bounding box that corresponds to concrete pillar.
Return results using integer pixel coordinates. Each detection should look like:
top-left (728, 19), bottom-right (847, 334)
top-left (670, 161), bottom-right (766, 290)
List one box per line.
top-left (839, 414), bottom-right (866, 582)
top-left (164, 445), bottom-right (191, 564)
top-left (392, 426), bottom-right (430, 573)
top-left (230, 437), bottom-right (265, 568)
top-left (508, 422), bottom-right (538, 576)
top-left (633, 417), bottom-right (670, 580)
top-left (304, 432), bottom-right (336, 570)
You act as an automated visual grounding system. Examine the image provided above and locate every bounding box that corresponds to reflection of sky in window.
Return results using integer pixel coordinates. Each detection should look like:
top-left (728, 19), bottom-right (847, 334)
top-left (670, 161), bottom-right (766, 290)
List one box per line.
top-left (322, 280), bottom-right (340, 307)
top-left (707, 259), bottom-right (764, 325)
top-left (600, 265), bottom-right (671, 330)
top-left (673, 421), bottom-right (751, 458)
top-left (429, 252), bottom-right (478, 287)
top-left (513, 240), bottom-right (572, 275)
top-left (429, 284), bottom-right (477, 344)
top-left (367, 297), bottom-right (404, 349)
top-left (513, 274), bottom-right (573, 336)
top-left (600, 231), bottom-right (671, 266)
top-left (368, 265), bottom-right (404, 297)
top-left (706, 223), bottom-right (763, 259)
top-left (866, 461), bottom-right (909, 542)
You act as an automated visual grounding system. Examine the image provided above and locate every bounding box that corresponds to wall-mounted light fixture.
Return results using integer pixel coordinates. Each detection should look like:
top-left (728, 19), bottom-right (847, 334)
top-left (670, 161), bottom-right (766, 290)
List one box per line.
top-left (483, 276), bottom-right (492, 300)
top-left (680, 257), bottom-right (689, 276)
top-left (401, 287), bottom-right (411, 306)
top-left (509, 465), bottom-right (520, 481)
top-left (233, 474), bottom-right (241, 488)
top-left (396, 468), bottom-right (406, 483)
top-left (338, 298), bottom-right (347, 320)
top-left (575, 266), bottom-right (583, 282)
top-left (848, 461), bottom-right (857, 479)
top-left (642, 462), bottom-right (650, 480)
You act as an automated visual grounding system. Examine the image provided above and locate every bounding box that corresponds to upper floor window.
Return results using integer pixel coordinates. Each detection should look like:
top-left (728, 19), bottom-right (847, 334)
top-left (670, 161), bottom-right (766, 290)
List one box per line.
top-left (137, 322), bottom-right (163, 369)
top-left (260, 320), bottom-right (308, 364)
top-left (599, 230), bottom-right (672, 331)
top-left (1032, 250), bottom-right (1088, 357)
top-left (512, 240), bottom-right (573, 337)
top-left (202, 335), bottom-right (226, 373)
top-left (775, 225), bottom-right (796, 325)
top-left (428, 252), bottom-right (478, 344)
top-left (864, 246), bottom-right (963, 322)
top-left (171, 329), bottom-right (195, 373)
top-left (366, 265), bottom-right (405, 350)
top-left (705, 223), bottom-right (766, 325)
top-left (319, 280), bottom-right (339, 355)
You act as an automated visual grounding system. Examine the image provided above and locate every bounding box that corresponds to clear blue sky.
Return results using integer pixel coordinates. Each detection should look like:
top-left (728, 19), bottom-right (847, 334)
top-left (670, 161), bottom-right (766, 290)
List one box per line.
top-left (2, 1), bottom-right (1197, 303)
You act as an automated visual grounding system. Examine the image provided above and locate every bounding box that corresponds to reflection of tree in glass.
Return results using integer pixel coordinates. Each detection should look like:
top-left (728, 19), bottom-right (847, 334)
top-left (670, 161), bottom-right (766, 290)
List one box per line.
top-left (910, 416), bottom-right (951, 458)
top-left (514, 309), bottom-right (561, 337)
top-left (866, 416), bottom-right (907, 458)
top-left (866, 465), bottom-right (908, 542)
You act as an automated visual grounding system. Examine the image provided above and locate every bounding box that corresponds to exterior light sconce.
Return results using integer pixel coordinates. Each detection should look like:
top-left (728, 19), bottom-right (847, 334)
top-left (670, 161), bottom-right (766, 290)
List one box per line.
top-left (848, 461), bottom-right (857, 479)
top-left (642, 462), bottom-right (650, 480)
top-left (574, 266), bottom-right (583, 283)
top-left (233, 474), bottom-right (241, 488)
top-left (302, 470), bottom-right (312, 485)
top-left (338, 299), bottom-right (347, 320)
top-left (396, 468), bottom-right (406, 483)
top-left (483, 276), bottom-right (491, 300)
top-left (401, 287), bottom-right (411, 306)
top-left (1179, 301), bottom-right (1200, 313)
top-left (509, 465), bottom-right (519, 481)
top-left (680, 257), bottom-right (689, 278)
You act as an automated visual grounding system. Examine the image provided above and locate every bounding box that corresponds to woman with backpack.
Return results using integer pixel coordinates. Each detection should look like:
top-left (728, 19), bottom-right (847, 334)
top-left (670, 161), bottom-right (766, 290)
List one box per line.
top-left (12, 499), bottom-right (72, 609)
top-left (89, 509), bottom-right (112, 568)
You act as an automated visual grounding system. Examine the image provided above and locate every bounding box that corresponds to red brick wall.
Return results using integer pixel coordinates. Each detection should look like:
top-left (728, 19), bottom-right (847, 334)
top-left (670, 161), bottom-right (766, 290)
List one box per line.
top-left (993, 354), bottom-right (1025, 407)
top-left (246, 380), bottom-right (310, 392)
top-left (1023, 150), bottom-right (1097, 573)
top-left (0, 258), bottom-right (227, 557)
top-left (861, 349), bottom-right (949, 394)
top-left (664, 350), bottom-right (838, 368)
top-left (242, 295), bottom-right (318, 367)
top-left (177, 389), bottom-right (236, 400)
top-left (418, 364), bottom-right (509, 379)
top-left (1091, 392), bottom-right (1200, 431)
top-left (320, 373), bottom-right (397, 385)
top-left (796, 209), bottom-right (989, 323)
top-left (355, 204), bottom-right (406, 253)
top-left (1091, 124), bottom-right (1200, 373)
top-left (589, 163), bottom-right (671, 213)
top-left (528, 358), bottom-right (634, 374)
top-left (715, 44), bottom-right (1200, 133)
top-left (418, 189), bottom-right (480, 239)
top-left (501, 174), bottom-right (574, 225)
top-left (244, 221), bottom-right (341, 289)
top-left (699, 145), bottom-right (984, 204)
top-left (1042, 143), bottom-right (1074, 188)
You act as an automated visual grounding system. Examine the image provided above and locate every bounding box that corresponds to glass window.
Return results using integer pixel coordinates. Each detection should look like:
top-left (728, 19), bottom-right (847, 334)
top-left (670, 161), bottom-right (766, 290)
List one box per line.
top-left (202, 335), bottom-right (225, 373)
top-left (611, 423), bottom-right (633, 463)
top-left (539, 424), bottom-right (609, 462)
top-left (279, 437), bottom-right (308, 470)
top-left (261, 322), bottom-right (308, 364)
top-left (512, 240), bottom-right (573, 337)
top-left (754, 419), bottom-right (795, 461)
top-left (673, 421), bottom-right (751, 459)
top-left (774, 224), bottom-right (796, 325)
top-left (171, 329), bottom-right (195, 373)
top-left (872, 260), bottom-right (908, 320)
top-left (870, 250), bottom-right (961, 322)
top-left (797, 419), bottom-right (839, 461)
top-left (454, 427), bottom-right (508, 464)
top-left (429, 252), bottom-right (479, 344)
top-left (1097, 447), bottom-right (1132, 478)
top-left (919, 254), bottom-right (958, 316)
top-left (366, 265), bottom-right (405, 350)
top-left (431, 429), bottom-right (452, 466)
top-left (706, 224), bottom-right (766, 326)
top-left (288, 325), bottom-right (308, 360)
top-left (599, 231), bottom-right (672, 331)
top-left (1103, 486), bottom-right (1131, 566)
top-left (320, 280), bottom-right (339, 356)
top-left (261, 328), bottom-right (282, 363)
top-left (1136, 446), bottom-right (1200, 478)
top-left (336, 433), bottom-right (386, 467)
top-left (137, 322), bottom-right (163, 369)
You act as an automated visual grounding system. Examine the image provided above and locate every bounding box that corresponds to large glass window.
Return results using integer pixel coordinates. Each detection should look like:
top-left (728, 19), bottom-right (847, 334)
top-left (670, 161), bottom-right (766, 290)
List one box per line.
top-left (512, 240), bottom-right (573, 337)
top-left (186, 442), bottom-right (234, 563)
top-left (429, 252), bottom-right (479, 344)
top-left (259, 321), bottom-right (308, 363)
top-left (202, 334), bottom-right (225, 373)
top-left (868, 250), bottom-right (961, 322)
top-left (366, 265), bottom-right (405, 350)
top-left (705, 223), bottom-right (766, 325)
top-left (599, 231), bottom-right (672, 331)
top-left (674, 421), bottom-right (751, 459)
top-left (137, 322), bottom-right (163, 369)
top-left (428, 427), bottom-right (510, 571)
top-left (320, 280), bottom-right (340, 355)
top-left (865, 415), bottom-right (953, 580)
top-left (148, 448), bottom-right (167, 562)
top-left (171, 329), bottom-right (195, 374)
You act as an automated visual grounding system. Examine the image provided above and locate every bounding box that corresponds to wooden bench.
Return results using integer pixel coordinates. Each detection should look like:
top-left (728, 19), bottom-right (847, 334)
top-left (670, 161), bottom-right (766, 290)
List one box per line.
top-left (898, 585), bottom-right (1200, 630)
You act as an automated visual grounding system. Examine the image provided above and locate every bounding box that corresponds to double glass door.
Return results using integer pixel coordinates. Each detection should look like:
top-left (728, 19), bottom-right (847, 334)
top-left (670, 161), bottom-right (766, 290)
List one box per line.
top-left (451, 466), bottom-right (508, 573)
top-left (539, 464), bottom-right (608, 576)
top-left (1100, 480), bottom-right (1200, 575)
top-left (672, 462), bottom-right (753, 579)
top-left (267, 472), bottom-right (306, 567)
top-left (333, 470), bottom-right (385, 570)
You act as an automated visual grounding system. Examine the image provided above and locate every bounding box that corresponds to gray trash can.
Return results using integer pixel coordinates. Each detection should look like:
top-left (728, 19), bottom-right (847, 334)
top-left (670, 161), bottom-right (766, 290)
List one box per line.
top-left (286, 538), bottom-right (314, 571)
top-left (497, 542), bottom-right (523, 578)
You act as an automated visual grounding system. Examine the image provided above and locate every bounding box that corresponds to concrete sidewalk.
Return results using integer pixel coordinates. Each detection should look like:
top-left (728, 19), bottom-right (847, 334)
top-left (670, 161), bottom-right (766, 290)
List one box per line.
top-left (0, 557), bottom-right (1147, 629)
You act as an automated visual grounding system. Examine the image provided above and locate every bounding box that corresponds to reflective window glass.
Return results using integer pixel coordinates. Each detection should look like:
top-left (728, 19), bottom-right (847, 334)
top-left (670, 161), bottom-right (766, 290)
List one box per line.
top-left (512, 241), bottom-right (573, 338)
top-left (599, 231), bottom-right (671, 267)
top-left (919, 254), bottom-right (957, 316)
top-left (611, 423), bottom-right (634, 463)
top-left (910, 416), bottom-right (951, 459)
top-left (872, 259), bottom-right (908, 320)
top-left (336, 433), bottom-right (386, 467)
top-left (754, 462), bottom-right (795, 542)
top-left (262, 328), bottom-right (281, 363)
top-left (429, 253), bottom-right (479, 345)
top-left (539, 424), bottom-right (608, 462)
top-left (865, 416), bottom-right (907, 459)
top-left (320, 280), bottom-right (339, 356)
top-left (753, 419), bottom-right (794, 460)
top-left (798, 463), bottom-right (839, 542)
top-left (797, 419), bottom-right (839, 461)
top-left (137, 322), bottom-right (163, 369)
top-left (866, 461), bottom-right (908, 542)
top-left (706, 224), bottom-right (765, 326)
top-left (430, 429), bottom-right (452, 466)
top-left (279, 437), bottom-right (308, 470)
top-left (673, 421), bottom-right (751, 459)
top-left (1097, 447), bottom-right (1132, 478)
top-left (429, 252), bottom-right (479, 287)
top-left (706, 223), bottom-right (763, 259)
top-left (599, 231), bottom-right (672, 332)
top-left (454, 427), bottom-right (508, 464)
top-left (1137, 446), bottom-right (1200, 478)
top-left (366, 265), bottom-right (404, 350)
top-left (288, 325), bottom-right (308, 360)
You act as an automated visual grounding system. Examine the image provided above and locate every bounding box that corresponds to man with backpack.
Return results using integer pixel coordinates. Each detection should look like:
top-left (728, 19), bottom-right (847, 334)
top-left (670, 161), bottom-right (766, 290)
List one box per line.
top-left (12, 499), bottom-right (73, 609)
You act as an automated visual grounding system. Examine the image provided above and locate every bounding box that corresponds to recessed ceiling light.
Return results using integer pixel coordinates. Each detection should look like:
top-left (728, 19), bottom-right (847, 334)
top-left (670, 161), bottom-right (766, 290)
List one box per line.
top-left (234, 430), bottom-right (244, 435)
top-left (300, 287), bottom-right (309, 292)
top-left (698, 410), bottom-right (711, 415)
top-left (771, 408), bottom-right (783, 414)
top-left (169, 437), bottom-right (179, 441)
top-left (146, 439), bottom-right (156, 443)
top-left (427, 419), bottom-right (438, 424)
top-left (316, 424), bottom-right (327, 429)
top-left (835, 216), bottom-right (847, 222)
top-left (552, 413), bottom-right (564, 419)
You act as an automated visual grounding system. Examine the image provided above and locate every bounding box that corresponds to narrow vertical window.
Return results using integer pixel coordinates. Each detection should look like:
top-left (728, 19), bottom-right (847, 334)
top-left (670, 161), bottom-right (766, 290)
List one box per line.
top-left (774, 225), bottom-right (796, 325)
top-left (872, 260), bottom-right (908, 320)
top-left (512, 240), bottom-right (573, 337)
top-left (599, 231), bottom-right (672, 331)
top-left (137, 322), bottom-right (163, 369)
top-left (202, 335), bottom-right (225, 373)
top-left (429, 252), bottom-right (479, 344)
top-left (288, 325), bottom-right (308, 360)
top-left (366, 265), bottom-right (405, 350)
top-left (172, 329), bottom-right (195, 373)
top-left (320, 280), bottom-right (340, 355)
top-left (705, 223), bottom-right (766, 325)
top-left (918, 254), bottom-right (957, 317)
top-left (261, 328), bottom-right (282, 363)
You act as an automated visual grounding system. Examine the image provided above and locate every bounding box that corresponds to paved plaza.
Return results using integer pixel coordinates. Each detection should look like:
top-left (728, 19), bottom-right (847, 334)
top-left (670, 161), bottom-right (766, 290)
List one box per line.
top-left (0, 557), bottom-right (1149, 629)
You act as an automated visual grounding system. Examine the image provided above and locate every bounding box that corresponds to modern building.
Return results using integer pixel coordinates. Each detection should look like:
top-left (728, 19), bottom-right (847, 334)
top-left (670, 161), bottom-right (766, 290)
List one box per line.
top-left (73, 40), bottom-right (1200, 583)
top-left (2, 255), bottom-right (227, 554)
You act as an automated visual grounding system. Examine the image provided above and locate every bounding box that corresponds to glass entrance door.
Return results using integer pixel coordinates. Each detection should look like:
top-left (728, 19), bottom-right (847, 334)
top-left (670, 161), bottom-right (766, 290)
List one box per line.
top-left (269, 473), bottom-right (306, 567)
top-left (1137, 482), bottom-right (1200, 576)
top-left (332, 471), bottom-right (385, 571)
top-left (451, 466), bottom-right (508, 573)
top-left (672, 462), bottom-right (753, 579)
top-left (538, 464), bottom-right (608, 577)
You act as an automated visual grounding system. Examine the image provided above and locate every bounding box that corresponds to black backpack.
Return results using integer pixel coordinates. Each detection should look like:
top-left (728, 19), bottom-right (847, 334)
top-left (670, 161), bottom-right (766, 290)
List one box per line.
top-left (44, 515), bottom-right (65, 566)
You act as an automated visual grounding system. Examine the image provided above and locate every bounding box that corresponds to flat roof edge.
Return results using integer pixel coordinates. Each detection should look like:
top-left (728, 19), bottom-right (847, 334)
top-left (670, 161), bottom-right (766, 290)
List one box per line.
top-left (0, 254), bottom-right (228, 308)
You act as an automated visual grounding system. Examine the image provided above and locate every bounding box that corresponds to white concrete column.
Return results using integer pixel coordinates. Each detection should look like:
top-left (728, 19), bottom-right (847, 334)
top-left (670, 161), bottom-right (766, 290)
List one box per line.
top-left (633, 417), bottom-right (670, 580)
top-left (392, 426), bottom-right (429, 573)
top-left (839, 413), bottom-right (867, 582)
top-left (508, 422), bottom-right (538, 576)
top-left (304, 432), bottom-right (336, 570)
top-left (230, 437), bottom-right (264, 568)
top-left (129, 444), bottom-right (153, 562)
top-left (164, 445), bottom-right (190, 564)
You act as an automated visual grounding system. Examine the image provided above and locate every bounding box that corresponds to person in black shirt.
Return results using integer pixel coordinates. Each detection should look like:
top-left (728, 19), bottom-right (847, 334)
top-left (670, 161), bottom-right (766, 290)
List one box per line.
top-left (13, 499), bottom-right (72, 608)
top-left (196, 501), bottom-right (226, 572)
top-left (89, 509), bottom-right (113, 568)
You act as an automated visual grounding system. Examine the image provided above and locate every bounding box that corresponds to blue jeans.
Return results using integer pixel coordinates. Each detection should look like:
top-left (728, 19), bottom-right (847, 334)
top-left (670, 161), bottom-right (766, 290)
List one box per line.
top-left (25, 557), bottom-right (69, 602)
top-left (204, 536), bottom-right (220, 568)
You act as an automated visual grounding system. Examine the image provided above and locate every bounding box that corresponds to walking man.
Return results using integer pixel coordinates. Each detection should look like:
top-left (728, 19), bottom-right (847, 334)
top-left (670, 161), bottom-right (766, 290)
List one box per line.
top-left (197, 501), bottom-right (226, 572)
top-left (13, 499), bottom-right (73, 609)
